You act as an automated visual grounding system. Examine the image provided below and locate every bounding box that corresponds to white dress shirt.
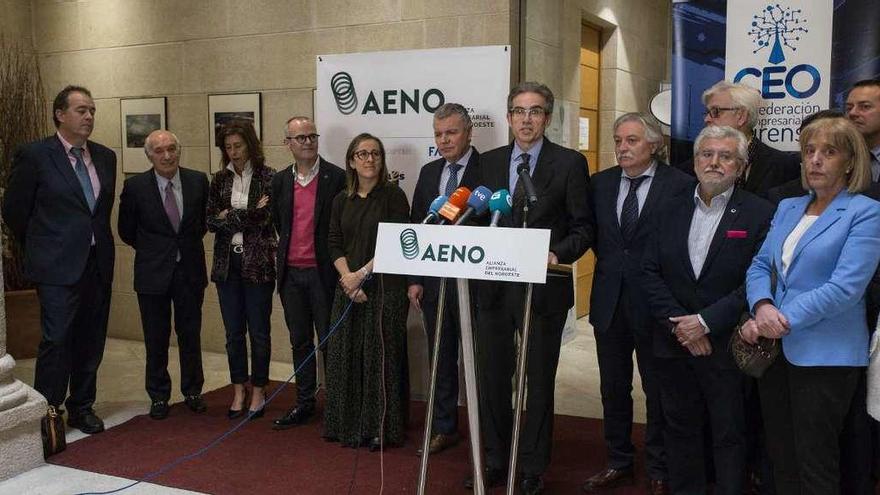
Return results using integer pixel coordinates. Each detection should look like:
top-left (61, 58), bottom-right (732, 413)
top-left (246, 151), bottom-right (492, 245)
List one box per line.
top-left (228, 161), bottom-right (253, 246)
top-left (616, 161), bottom-right (657, 222)
top-left (295, 157), bottom-right (321, 187)
top-left (437, 147), bottom-right (474, 196)
top-left (782, 214), bottom-right (819, 276)
top-left (688, 184), bottom-right (734, 278)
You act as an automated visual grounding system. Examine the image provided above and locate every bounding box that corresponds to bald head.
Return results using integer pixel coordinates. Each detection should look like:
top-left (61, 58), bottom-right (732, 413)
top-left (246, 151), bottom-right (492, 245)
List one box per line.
top-left (145, 130), bottom-right (181, 179)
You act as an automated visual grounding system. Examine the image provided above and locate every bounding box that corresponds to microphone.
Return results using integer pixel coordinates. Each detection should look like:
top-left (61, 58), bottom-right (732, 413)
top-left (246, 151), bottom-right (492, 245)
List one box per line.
top-left (421, 195), bottom-right (448, 224)
top-left (437, 187), bottom-right (471, 224)
top-left (454, 186), bottom-right (493, 225)
top-left (516, 162), bottom-right (538, 205)
top-left (488, 189), bottom-right (512, 227)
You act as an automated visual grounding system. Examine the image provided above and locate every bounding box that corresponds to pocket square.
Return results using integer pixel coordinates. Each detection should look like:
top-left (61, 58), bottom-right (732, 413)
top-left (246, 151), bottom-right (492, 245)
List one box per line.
top-left (726, 230), bottom-right (747, 239)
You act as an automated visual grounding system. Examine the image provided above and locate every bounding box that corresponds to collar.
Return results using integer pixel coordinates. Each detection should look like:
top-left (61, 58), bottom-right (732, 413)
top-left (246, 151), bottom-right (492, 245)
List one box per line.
top-left (447, 147), bottom-right (474, 169)
top-left (57, 132), bottom-right (89, 158)
top-left (513, 137), bottom-right (544, 164)
top-left (693, 183), bottom-right (734, 208)
top-left (620, 160), bottom-right (657, 179)
top-left (154, 168), bottom-right (181, 189)
top-left (871, 144), bottom-right (880, 161)
top-left (294, 157), bottom-right (321, 182)
top-left (226, 160), bottom-right (253, 176)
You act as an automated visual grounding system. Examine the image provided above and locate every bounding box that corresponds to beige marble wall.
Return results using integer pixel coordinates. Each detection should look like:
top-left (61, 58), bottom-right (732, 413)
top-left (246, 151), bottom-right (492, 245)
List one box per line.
top-left (0, 0), bottom-right (32, 51)
top-left (19, 0), bottom-right (511, 365)
top-left (522, 0), bottom-right (671, 170)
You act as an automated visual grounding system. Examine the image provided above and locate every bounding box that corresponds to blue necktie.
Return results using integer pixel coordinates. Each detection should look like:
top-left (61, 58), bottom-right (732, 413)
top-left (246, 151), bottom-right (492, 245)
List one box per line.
top-left (620, 176), bottom-right (647, 242)
top-left (70, 147), bottom-right (96, 212)
top-left (444, 163), bottom-right (463, 197)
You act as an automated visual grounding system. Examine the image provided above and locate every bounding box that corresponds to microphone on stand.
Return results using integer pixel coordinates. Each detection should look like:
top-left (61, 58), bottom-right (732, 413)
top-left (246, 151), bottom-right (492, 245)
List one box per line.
top-left (437, 187), bottom-right (471, 224)
top-left (488, 189), bottom-right (512, 227)
top-left (454, 186), bottom-right (493, 225)
top-left (421, 195), bottom-right (448, 224)
top-left (516, 162), bottom-right (538, 205)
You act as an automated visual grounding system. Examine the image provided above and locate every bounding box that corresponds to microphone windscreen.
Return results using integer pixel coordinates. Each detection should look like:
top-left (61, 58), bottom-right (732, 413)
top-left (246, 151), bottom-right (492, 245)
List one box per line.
top-left (448, 187), bottom-right (471, 208)
top-left (428, 195), bottom-right (447, 215)
top-left (488, 189), bottom-right (513, 216)
top-left (465, 186), bottom-right (493, 215)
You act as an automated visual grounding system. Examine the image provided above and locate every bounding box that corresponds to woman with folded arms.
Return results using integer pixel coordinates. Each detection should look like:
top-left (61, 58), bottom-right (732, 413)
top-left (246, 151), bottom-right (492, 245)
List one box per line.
top-left (207, 120), bottom-right (276, 420)
top-left (323, 133), bottom-right (410, 451)
top-left (743, 116), bottom-right (880, 494)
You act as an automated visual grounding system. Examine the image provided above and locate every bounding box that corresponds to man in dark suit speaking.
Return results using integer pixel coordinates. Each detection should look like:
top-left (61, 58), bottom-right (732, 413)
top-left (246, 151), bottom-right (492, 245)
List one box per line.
top-left (118, 130), bottom-right (210, 420)
top-left (583, 113), bottom-right (693, 494)
top-left (641, 125), bottom-right (774, 494)
top-left (472, 82), bottom-right (593, 494)
top-left (408, 102), bottom-right (482, 455)
top-left (3, 85), bottom-right (117, 434)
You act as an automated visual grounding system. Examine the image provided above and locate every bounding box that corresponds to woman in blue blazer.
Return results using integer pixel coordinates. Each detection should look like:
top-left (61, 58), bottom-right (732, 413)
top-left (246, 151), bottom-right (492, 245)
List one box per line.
top-left (744, 117), bottom-right (880, 495)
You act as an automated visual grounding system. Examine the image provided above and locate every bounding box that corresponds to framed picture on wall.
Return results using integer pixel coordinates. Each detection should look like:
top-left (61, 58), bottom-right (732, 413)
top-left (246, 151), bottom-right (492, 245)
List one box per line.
top-left (208, 93), bottom-right (262, 173)
top-left (120, 97), bottom-right (167, 173)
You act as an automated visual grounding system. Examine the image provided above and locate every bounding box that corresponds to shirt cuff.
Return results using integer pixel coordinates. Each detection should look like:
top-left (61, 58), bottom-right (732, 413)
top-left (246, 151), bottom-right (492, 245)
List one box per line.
top-left (697, 314), bottom-right (710, 334)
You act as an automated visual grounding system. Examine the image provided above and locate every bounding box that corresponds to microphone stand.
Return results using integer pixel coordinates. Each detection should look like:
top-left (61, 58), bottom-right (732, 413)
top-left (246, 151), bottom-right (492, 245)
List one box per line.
top-left (457, 276), bottom-right (485, 495)
top-left (417, 277), bottom-right (448, 495)
top-left (507, 201), bottom-right (534, 495)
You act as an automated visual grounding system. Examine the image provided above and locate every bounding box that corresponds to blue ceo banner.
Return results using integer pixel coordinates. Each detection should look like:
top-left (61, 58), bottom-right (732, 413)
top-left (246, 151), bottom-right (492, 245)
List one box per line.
top-left (671, 0), bottom-right (880, 163)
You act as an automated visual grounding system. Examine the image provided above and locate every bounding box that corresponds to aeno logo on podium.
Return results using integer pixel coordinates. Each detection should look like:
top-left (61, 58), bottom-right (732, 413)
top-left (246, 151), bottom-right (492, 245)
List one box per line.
top-left (330, 71), bottom-right (446, 115)
top-left (398, 228), bottom-right (485, 264)
top-left (732, 4), bottom-right (819, 100)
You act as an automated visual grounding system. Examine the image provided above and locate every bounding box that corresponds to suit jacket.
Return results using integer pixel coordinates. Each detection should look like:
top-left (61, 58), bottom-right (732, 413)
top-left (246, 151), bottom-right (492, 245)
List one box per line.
top-left (2, 135), bottom-right (117, 285)
top-left (408, 147), bottom-right (482, 302)
top-left (270, 157), bottom-right (346, 293)
top-left (674, 138), bottom-right (800, 198)
top-left (642, 187), bottom-right (774, 368)
top-left (117, 167), bottom-right (209, 295)
top-left (589, 162), bottom-right (695, 334)
top-left (747, 191), bottom-right (880, 366)
top-left (478, 138), bottom-right (593, 314)
top-left (206, 164), bottom-right (277, 284)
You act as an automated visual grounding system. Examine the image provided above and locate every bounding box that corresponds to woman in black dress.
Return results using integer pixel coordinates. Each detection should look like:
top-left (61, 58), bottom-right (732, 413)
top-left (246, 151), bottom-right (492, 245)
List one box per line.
top-left (324, 133), bottom-right (410, 451)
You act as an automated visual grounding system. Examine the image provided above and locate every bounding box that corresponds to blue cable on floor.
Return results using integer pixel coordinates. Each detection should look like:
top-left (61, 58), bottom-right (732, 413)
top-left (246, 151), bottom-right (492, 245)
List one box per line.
top-left (72, 278), bottom-right (366, 495)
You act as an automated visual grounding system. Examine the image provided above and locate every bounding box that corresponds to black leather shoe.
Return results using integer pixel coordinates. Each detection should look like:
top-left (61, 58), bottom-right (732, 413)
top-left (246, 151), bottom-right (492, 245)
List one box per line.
top-left (67, 409), bottom-right (105, 434)
top-left (149, 401), bottom-right (169, 420)
top-left (520, 475), bottom-right (544, 495)
top-left (228, 408), bottom-right (245, 420)
top-left (272, 406), bottom-right (313, 430)
top-left (464, 467), bottom-right (506, 489)
top-left (184, 395), bottom-right (207, 413)
top-left (247, 407), bottom-right (265, 421)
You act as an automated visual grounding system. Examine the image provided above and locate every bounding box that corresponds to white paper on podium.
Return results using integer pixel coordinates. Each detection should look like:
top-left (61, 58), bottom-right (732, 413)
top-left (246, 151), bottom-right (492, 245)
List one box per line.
top-left (373, 223), bottom-right (551, 284)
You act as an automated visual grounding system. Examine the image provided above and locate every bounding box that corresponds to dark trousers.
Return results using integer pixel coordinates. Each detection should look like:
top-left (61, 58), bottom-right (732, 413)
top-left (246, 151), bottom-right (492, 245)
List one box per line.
top-left (421, 281), bottom-right (460, 435)
top-left (594, 300), bottom-right (666, 480)
top-left (656, 357), bottom-right (746, 495)
top-left (279, 266), bottom-right (331, 410)
top-left (215, 252), bottom-right (274, 387)
top-left (136, 264), bottom-right (205, 402)
top-left (34, 249), bottom-right (110, 413)
top-left (839, 369), bottom-right (876, 494)
top-left (475, 293), bottom-right (567, 476)
top-left (759, 355), bottom-right (860, 495)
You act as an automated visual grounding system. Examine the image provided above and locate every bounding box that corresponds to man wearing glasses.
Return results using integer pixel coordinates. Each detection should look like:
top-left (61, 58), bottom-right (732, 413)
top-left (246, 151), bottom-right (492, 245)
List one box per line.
top-left (675, 81), bottom-right (799, 198)
top-left (270, 116), bottom-right (345, 429)
top-left (471, 82), bottom-right (593, 494)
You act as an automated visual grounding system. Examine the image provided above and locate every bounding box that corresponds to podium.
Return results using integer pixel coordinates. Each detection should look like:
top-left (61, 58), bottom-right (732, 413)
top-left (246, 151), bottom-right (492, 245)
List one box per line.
top-left (374, 223), bottom-right (550, 494)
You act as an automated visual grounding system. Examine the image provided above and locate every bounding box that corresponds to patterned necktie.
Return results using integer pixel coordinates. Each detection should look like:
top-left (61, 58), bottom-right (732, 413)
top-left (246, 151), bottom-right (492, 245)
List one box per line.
top-left (619, 175), bottom-right (648, 242)
top-left (444, 163), bottom-right (463, 197)
top-left (70, 147), bottom-right (96, 212)
top-left (164, 181), bottom-right (181, 232)
top-left (512, 152), bottom-right (531, 217)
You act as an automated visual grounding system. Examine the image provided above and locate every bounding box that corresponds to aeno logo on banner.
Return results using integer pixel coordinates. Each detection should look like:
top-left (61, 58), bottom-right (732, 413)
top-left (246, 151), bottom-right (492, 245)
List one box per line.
top-left (399, 228), bottom-right (485, 263)
top-left (732, 4), bottom-right (819, 100)
top-left (330, 71), bottom-right (445, 116)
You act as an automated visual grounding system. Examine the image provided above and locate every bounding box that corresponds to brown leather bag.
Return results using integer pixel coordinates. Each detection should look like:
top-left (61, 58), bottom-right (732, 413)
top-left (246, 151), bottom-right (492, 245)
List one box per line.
top-left (730, 259), bottom-right (780, 378)
top-left (41, 405), bottom-right (66, 458)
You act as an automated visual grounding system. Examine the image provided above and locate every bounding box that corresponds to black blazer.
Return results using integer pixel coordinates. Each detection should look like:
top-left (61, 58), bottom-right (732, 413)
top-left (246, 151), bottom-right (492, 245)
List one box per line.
top-left (674, 138), bottom-right (800, 198)
top-left (270, 157), bottom-right (346, 293)
top-left (408, 148), bottom-right (482, 301)
top-left (478, 138), bottom-right (594, 314)
top-left (588, 162), bottom-right (695, 334)
top-left (2, 135), bottom-right (117, 285)
top-left (117, 167), bottom-right (209, 295)
top-left (641, 187), bottom-right (774, 367)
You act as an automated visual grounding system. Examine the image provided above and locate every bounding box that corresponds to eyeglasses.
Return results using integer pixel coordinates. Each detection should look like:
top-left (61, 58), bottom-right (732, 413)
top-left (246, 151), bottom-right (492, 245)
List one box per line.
top-left (697, 149), bottom-right (739, 164)
top-left (353, 150), bottom-right (381, 161)
top-left (509, 106), bottom-right (546, 118)
top-left (703, 107), bottom-right (740, 118)
top-left (285, 134), bottom-right (320, 144)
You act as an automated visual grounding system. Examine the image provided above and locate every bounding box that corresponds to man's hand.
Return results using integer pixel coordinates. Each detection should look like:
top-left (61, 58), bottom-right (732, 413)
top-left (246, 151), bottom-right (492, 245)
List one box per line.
top-left (407, 284), bottom-right (423, 311)
top-left (754, 300), bottom-right (789, 339)
top-left (670, 314), bottom-right (706, 346)
top-left (685, 335), bottom-right (713, 356)
top-left (548, 251), bottom-right (558, 265)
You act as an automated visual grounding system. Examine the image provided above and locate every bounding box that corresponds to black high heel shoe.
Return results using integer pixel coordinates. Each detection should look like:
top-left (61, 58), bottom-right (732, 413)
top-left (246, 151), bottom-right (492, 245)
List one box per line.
top-left (227, 387), bottom-right (248, 420)
top-left (247, 407), bottom-right (265, 421)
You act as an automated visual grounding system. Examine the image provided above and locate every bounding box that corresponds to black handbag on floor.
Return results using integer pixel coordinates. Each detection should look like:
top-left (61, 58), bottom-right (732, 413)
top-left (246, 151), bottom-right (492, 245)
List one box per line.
top-left (41, 405), bottom-right (67, 458)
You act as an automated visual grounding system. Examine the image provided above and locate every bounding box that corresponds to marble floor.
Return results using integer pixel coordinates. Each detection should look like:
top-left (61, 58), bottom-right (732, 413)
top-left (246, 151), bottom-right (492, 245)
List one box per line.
top-left (0, 316), bottom-right (646, 494)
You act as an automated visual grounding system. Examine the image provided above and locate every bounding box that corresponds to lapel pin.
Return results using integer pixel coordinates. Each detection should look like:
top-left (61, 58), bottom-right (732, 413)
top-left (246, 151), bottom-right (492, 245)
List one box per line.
top-left (730, 208), bottom-right (737, 213)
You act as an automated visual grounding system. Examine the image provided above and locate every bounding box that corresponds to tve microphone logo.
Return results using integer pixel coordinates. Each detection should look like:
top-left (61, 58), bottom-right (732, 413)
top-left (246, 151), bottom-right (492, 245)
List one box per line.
top-left (725, 1), bottom-right (831, 151)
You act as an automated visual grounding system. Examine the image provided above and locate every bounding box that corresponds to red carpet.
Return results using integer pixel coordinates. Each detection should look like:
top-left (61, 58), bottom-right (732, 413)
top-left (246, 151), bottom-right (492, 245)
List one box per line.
top-left (51, 383), bottom-right (648, 494)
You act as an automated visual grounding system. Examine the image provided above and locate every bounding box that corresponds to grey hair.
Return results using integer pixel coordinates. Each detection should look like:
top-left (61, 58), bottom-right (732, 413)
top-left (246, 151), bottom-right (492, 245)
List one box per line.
top-left (433, 103), bottom-right (472, 130)
top-left (144, 130), bottom-right (180, 155)
top-left (284, 115), bottom-right (314, 135)
top-left (693, 125), bottom-right (749, 163)
top-left (702, 80), bottom-right (761, 131)
top-left (507, 81), bottom-right (554, 115)
top-left (613, 112), bottom-right (667, 161)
